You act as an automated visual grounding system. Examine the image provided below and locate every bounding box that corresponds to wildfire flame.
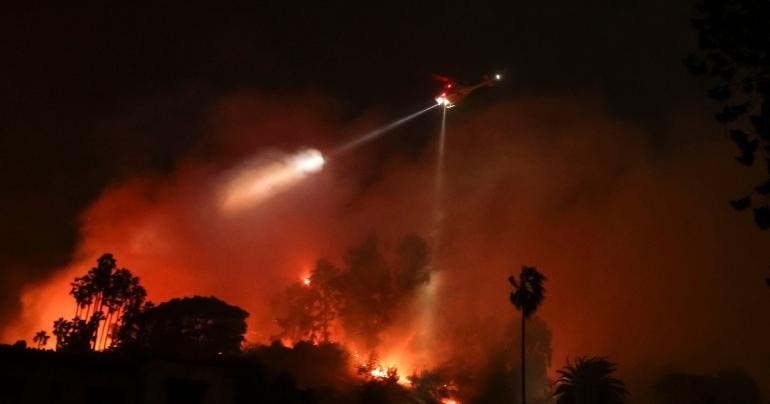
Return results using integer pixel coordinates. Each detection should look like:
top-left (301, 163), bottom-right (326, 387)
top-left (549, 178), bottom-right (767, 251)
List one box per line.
top-left (357, 359), bottom-right (411, 386)
top-left (369, 366), bottom-right (390, 378)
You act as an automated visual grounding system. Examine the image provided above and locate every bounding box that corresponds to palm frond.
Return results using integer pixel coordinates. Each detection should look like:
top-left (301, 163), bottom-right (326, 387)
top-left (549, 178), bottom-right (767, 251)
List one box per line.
top-left (554, 356), bottom-right (628, 404)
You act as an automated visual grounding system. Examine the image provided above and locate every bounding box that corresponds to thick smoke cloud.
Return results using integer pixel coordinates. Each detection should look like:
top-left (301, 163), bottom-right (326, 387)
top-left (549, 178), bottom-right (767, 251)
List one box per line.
top-left (3, 92), bottom-right (769, 399)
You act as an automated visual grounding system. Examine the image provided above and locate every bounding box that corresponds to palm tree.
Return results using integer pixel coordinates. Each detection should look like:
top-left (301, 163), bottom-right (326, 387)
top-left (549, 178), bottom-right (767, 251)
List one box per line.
top-left (68, 253), bottom-right (146, 350)
top-left (508, 265), bottom-right (546, 404)
top-left (554, 356), bottom-right (628, 404)
top-left (32, 330), bottom-right (50, 349)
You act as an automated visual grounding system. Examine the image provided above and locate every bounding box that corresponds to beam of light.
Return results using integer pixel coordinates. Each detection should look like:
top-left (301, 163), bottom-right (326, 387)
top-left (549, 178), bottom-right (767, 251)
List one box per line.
top-left (219, 148), bottom-right (325, 212)
top-left (330, 103), bottom-right (439, 157)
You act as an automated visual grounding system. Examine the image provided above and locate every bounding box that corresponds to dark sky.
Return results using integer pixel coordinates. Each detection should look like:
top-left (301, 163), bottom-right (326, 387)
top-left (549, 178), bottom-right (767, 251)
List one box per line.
top-left (0, 0), bottom-right (702, 325)
top-left (1, 1), bottom-right (696, 257)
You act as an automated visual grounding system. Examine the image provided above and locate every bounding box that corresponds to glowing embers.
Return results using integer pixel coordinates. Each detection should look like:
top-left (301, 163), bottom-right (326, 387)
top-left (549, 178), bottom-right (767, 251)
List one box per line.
top-left (219, 148), bottom-right (326, 212)
top-left (368, 364), bottom-right (399, 381)
top-left (357, 361), bottom-right (409, 385)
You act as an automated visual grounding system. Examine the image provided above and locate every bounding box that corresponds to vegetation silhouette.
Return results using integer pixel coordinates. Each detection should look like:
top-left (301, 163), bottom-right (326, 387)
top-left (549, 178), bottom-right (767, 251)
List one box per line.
top-left (653, 369), bottom-right (762, 404)
top-left (4, 245), bottom-right (769, 403)
top-left (32, 330), bottom-right (49, 349)
top-left (278, 259), bottom-right (344, 344)
top-left (358, 379), bottom-right (414, 404)
top-left (233, 341), bottom-right (351, 403)
top-left (278, 233), bottom-right (431, 348)
top-left (236, 341), bottom-right (461, 403)
top-left (472, 316), bottom-right (552, 404)
top-left (408, 366), bottom-right (465, 404)
top-left (685, 0), bottom-right (770, 231)
top-left (53, 312), bottom-right (100, 352)
top-left (509, 265), bottom-right (546, 404)
top-left (52, 253), bottom-right (146, 352)
top-left (245, 340), bottom-right (352, 391)
top-left (553, 356), bottom-right (628, 404)
top-left (123, 295), bottom-right (248, 359)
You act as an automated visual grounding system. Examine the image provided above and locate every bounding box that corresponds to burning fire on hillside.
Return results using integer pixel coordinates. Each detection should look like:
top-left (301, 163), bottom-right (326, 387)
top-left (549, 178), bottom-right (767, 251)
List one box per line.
top-left (6, 92), bottom-right (757, 402)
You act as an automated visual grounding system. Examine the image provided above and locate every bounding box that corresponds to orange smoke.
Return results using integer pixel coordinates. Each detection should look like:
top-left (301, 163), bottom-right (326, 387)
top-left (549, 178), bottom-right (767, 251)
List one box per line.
top-left (4, 93), bottom-right (770, 395)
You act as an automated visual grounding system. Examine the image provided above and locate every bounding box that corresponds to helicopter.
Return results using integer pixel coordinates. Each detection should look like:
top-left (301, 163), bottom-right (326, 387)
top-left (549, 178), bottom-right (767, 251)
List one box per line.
top-left (434, 73), bottom-right (502, 108)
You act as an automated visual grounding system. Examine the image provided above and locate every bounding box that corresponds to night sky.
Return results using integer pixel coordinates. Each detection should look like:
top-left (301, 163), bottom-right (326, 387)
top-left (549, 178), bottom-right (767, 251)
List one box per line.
top-left (2, 1), bottom-right (769, 399)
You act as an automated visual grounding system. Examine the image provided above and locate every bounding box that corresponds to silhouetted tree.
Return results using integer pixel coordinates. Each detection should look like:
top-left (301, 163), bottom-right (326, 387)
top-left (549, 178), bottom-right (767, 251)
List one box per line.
top-left (128, 296), bottom-right (248, 358)
top-left (278, 260), bottom-right (344, 344)
top-left (65, 253), bottom-right (146, 350)
top-left (408, 367), bottom-right (462, 404)
top-left (654, 369), bottom-right (762, 404)
top-left (340, 233), bottom-right (431, 347)
top-left (339, 234), bottom-right (394, 346)
top-left (509, 266), bottom-right (546, 404)
top-left (358, 379), bottom-right (414, 404)
top-left (32, 330), bottom-right (49, 349)
top-left (519, 317), bottom-right (553, 403)
top-left (278, 233), bottom-right (432, 348)
top-left (472, 317), bottom-right (552, 404)
top-left (554, 356), bottom-right (628, 404)
top-left (52, 317), bottom-right (72, 351)
top-left (52, 315), bottom-right (101, 352)
top-left (110, 300), bottom-right (154, 352)
top-left (685, 0), bottom-right (770, 230)
top-left (246, 340), bottom-right (352, 391)
top-left (392, 233), bottom-right (431, 292)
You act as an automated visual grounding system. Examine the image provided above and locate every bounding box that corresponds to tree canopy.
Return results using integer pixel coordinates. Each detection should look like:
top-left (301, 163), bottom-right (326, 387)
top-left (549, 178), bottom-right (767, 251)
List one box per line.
top-left (685, 0), bottom-right (770, 229)
top-left (509, 266), bottom-right (546, 318)
top-left (654, 369), bottom-right (762, 404)
top-left (52, 253), bottom-right (146, 352)
top-left (554, 356), bottom-right (628, 404)
top-left (126, 295), bottom-right (248, 358)
top-left (278, 233), bottom-right (432, 348)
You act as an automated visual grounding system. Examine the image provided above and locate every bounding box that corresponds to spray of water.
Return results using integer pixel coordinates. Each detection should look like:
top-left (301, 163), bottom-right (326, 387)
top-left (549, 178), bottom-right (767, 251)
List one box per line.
top-left (219, 148), bottom-right (325, 213)
top-left (218, 103), bottom-right (441, 214)
top-left (432, 105), bottom-right (448, 247)
top-left (415, 105), bottom-right (448, 360)
top-left (330, 103), bottom-right (439, 157)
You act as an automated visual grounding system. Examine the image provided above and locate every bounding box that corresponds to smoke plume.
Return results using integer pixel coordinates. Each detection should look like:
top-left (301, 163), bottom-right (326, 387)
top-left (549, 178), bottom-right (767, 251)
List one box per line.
top-left (3, 92), bottom-right (769, 400)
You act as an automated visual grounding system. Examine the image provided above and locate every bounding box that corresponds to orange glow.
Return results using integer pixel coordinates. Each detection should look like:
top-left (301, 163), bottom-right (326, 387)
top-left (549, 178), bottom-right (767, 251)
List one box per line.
top-left (359, 361), bottom-right (411, 386)
top-left (4, 94), bottom-right (770, 396)
top-left (369, 366), bottom-right (389, 378)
